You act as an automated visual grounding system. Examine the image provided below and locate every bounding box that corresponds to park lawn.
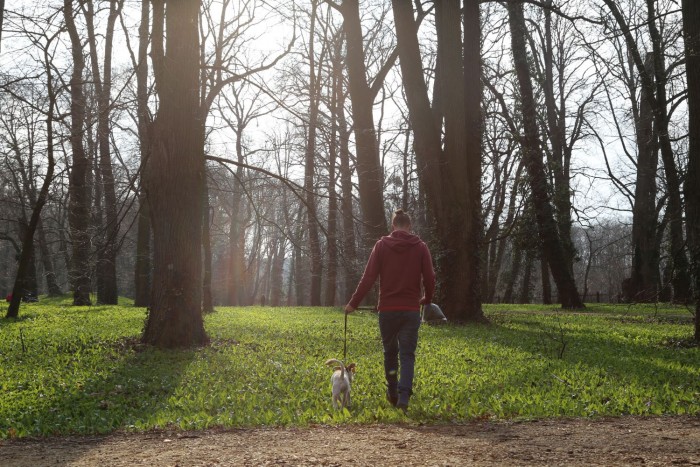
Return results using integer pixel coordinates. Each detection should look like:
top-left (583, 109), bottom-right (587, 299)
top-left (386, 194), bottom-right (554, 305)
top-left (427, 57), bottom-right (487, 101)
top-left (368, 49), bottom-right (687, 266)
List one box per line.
top-left (0, 300), bottom-right (697, 438)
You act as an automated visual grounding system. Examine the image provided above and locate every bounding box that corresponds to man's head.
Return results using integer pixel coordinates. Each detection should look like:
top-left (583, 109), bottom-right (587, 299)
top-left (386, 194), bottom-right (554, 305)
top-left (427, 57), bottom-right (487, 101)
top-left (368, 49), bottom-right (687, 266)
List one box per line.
top-left (391, 209), bottom-right (411, 231)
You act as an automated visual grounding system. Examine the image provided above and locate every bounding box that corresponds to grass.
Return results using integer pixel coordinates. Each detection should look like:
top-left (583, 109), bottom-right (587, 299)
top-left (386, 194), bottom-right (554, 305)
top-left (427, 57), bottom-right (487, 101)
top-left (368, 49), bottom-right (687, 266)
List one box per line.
top-left (0, 299), bottom-right (698, 438)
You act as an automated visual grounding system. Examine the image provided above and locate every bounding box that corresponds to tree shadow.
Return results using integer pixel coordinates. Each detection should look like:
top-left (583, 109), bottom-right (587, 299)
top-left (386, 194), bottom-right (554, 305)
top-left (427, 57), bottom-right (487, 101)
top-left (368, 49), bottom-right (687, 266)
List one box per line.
top-left (1, 322), bottom-right (197, 464)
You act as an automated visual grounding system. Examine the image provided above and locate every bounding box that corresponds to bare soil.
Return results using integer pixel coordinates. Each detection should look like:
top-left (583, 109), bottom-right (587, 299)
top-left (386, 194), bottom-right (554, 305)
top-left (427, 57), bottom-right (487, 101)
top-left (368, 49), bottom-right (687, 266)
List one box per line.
top-left (1, 416), bottom-right (698, 466)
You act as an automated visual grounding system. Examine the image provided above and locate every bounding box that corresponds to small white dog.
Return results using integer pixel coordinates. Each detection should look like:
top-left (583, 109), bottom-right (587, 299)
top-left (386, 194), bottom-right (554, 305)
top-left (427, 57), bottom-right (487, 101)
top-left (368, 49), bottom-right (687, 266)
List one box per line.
top-left (325, 359), bottom-right (356, 409)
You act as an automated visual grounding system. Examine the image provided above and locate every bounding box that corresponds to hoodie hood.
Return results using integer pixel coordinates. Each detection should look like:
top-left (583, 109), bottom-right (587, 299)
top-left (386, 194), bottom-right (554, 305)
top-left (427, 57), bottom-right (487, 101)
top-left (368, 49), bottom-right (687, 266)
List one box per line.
top-left (380, 229), bottom-right (423, 253)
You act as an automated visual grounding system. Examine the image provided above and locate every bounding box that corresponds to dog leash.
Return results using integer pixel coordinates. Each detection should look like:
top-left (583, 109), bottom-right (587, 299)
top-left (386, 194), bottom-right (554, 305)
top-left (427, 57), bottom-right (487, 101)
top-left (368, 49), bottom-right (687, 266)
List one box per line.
top-left (343, 310), bottom-right (348, 363)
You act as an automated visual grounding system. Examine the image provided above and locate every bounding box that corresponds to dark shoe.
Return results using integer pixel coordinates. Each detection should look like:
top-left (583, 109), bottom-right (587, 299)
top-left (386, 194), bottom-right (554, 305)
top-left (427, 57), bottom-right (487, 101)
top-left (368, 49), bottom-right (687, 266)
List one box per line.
top-left (397, 393), bottom-right (410, 412)
top-left (386, 386), bottom-right (398, 407)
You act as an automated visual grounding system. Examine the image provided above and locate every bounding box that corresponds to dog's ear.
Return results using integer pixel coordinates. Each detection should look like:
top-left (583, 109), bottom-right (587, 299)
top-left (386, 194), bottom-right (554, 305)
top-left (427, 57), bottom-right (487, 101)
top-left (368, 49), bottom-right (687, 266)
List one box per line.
top-left (347, 363), bottom-right (356, 372)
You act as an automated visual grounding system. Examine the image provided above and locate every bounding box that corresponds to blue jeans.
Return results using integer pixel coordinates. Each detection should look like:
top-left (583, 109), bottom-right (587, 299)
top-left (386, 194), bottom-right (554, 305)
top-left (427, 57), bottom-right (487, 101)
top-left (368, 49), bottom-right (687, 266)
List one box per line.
top-left (378, 311), bottom-right (421, 397)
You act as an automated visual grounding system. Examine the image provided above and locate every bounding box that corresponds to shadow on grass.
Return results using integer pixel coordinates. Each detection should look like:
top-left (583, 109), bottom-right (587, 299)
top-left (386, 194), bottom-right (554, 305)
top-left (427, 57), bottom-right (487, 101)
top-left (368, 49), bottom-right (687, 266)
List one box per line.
top-left (0, 319), bottom-right (197, 464)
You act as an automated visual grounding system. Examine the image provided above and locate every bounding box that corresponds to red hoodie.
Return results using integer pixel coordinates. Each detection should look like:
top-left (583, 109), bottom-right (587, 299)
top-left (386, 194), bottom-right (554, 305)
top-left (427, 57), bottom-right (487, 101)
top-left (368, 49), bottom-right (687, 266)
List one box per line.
top-left (348, 230), bottom-right (435, 312)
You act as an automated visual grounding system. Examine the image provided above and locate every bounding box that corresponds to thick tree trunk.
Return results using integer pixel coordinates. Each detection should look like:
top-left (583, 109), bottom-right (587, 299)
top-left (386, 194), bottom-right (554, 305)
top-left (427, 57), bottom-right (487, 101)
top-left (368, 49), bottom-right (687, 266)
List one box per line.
top-left (507, 1), bottom-right (583, 309)
top-left (630, 54), bottom-right (660, 302)
top-left (64, 0), bottom-right (92, 306)
top-left (142, 0), bottom-right (208, 348)
top-left (391, 0), bottom-right (486, 322)
top-left (341, 0), bottom-right (387, 246)
top-left (682, 0), bottom-right (700, 340)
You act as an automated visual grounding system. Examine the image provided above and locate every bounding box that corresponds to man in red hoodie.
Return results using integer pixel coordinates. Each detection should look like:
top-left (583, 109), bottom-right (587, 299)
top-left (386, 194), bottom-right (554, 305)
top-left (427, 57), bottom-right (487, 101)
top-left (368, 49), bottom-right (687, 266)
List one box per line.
top-left (345, 209), bottom-right (435, 411)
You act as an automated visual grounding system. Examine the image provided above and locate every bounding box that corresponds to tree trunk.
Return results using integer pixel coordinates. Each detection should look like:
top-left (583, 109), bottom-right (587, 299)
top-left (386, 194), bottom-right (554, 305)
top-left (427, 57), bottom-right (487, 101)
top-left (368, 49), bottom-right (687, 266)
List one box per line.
top-left (503, 245), bottom-right (522, 304)
top-left (541, 254), bottom-right (552, 304)
top-left (142, 0), bottom-right (208, 348)
top-left (682, 0), bottom-right (700, 340)
top-left (507, 1), bottom-right (583, 309)
top-left (324, 51), bottom-right (341, 306)
top-left (630, 54), bottom-right (660, 302)
top-left (391, 0), bottom-right (486, 322)
top-left (645, 0), bottom-right (690, 303)
top-left (541, 1), bottom-right (575, 279)
top-left (36, 221), bottom-right (62, 296)
top-left (518, 249), bottom-right (533, 304)
top-left (64, 0), bottom-right (92, 306)
top-left (338, 86), bottom-right (358, 300)
top-left (341, 0), bottom-right (387, 246)
top-left (84, 0), bottom-right (120, 305)
top-left (134, 0), bottom-right (152, 308)
top-left (202, 176), bottom-right (214, 313)
top-left (602, 0), bottom-right (690, 303)
top-left (7, 69), bottom-right (56, 317)
top-left (304, 0), bottom-right (322, 306)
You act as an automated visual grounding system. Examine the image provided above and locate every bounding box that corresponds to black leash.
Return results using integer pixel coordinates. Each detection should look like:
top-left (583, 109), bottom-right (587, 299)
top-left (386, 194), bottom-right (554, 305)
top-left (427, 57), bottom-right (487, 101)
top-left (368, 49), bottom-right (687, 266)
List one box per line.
top-left (343, 310), bottom-right (348, 363)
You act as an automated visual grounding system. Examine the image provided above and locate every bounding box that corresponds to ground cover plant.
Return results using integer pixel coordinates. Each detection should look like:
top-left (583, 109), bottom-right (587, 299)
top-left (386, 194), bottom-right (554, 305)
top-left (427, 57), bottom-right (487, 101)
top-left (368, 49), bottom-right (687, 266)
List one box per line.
top-left (0, 299), bottom-right (698, 438)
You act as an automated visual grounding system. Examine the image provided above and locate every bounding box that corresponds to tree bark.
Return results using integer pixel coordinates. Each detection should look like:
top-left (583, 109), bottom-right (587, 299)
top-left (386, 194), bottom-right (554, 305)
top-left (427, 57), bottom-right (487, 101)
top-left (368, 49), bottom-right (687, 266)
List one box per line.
top-left (507, 1), bottom-right (583, 309)
top-left (64, 0), bottom-right (92, 306)
top-left (304, 0), bottom-right (323, 306)
top-left (142, 0), bottom-right (208, 348)
top-left (630, 54), bottom-right (660, 302)
top-left (390, 0), bottom-right (486, 322)
top-left (682, 0), bottom-right (700, 340)
top-left (202, 176), bottom-right (214, 313)
top-left (134, 0), bottom-right (152, 308)
top-left (84, 0), bottom-right (121, 305)
top-left (324, 49), bottom-right (342, 306)
top-left (540, 1), bottom-right (575, 279)
top-left (340, 0), bottom-right (387, 246)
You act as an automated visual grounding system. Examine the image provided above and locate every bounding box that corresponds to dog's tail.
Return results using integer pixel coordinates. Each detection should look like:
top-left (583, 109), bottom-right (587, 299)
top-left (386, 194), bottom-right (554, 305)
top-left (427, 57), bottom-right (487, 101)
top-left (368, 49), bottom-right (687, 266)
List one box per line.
top-left (325, 358), bottom-right (345, 379)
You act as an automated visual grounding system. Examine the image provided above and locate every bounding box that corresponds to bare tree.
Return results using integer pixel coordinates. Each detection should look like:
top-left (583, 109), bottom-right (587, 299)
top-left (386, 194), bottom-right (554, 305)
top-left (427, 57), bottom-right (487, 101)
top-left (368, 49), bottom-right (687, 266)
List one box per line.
top-left (507, 0), bottom-right (583, 309)
top-left (682, 0), bottom-right (700, 340)
top-left (6, 30), bottom-right (59, 317)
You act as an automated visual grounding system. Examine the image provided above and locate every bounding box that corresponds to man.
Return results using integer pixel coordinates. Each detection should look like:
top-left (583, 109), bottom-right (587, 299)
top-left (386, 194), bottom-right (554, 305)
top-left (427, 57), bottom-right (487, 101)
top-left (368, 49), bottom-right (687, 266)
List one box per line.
top-left (345, 209), bottom-right (435, 411)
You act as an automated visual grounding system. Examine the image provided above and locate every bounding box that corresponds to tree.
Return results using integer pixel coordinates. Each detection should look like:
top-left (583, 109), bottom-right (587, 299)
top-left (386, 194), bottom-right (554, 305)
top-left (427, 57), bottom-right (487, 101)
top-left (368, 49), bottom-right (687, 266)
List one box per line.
top-left (331, 0), bottom-right (388, 246)
top-left (6, 31), bottom-right (58, 317)
top-left (507, 0), bottom-right (583, 309)
top-left (84, 0), bottom-right (123, 305)
top-left (133, 0), bottom-right (152, 308)
top-left (601, 0), bottom-right (690, 303)
top-left (390, 0), bottom-right (487, 322)
top-left (64, 0), bottom-right (93, 306)
top-left (141, 0), bottom-right (208, 347)
top-left (682, 0), bottom-right (700, 340)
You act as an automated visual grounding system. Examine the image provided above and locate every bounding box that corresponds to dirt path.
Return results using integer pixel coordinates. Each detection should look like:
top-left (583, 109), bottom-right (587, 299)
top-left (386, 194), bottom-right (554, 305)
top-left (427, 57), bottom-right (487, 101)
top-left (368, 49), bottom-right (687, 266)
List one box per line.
top-left (1, 416), bottom-right (699, 466)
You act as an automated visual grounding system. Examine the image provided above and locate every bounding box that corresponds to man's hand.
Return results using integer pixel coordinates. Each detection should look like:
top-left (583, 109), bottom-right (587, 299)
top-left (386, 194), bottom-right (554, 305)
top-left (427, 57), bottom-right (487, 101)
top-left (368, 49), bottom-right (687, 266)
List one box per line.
top-left (344, 304), bottom-right (355, 314)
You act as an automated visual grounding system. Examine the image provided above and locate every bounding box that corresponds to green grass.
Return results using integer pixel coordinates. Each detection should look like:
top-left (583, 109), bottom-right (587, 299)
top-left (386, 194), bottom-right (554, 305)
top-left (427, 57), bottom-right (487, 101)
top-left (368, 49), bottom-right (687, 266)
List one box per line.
top-left (0, 299), bottom-right (697, 438)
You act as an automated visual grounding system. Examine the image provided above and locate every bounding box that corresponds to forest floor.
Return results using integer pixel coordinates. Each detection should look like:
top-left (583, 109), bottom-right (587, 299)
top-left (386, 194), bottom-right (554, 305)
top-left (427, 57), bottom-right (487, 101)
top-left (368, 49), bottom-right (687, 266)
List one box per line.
top-left (1, 416), bottom-right (699, 466)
